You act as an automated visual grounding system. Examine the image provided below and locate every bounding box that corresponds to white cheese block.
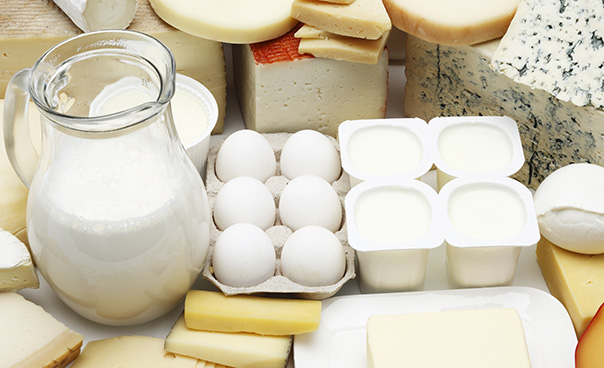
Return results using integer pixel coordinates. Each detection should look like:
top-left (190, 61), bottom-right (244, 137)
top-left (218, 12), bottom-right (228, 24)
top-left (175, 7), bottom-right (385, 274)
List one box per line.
top-left (366, 308), bottom-right (531, 368)
top-left (0, 292), bottom-right (84, 368)
top-left (0, 0), bottom-right (227, 133)
top-left (492, 0), bottom-right (604, 109)
top-left (52, 0), bottom-right (137, 32)
top-left (0, 229), bottom-right (38, 291)
top-left (291, 0), bottom-right (391, 40)
top-left (404, 35), bottom-right (604, 188)
top-left (149, 0), bottom-right (297, 44)
top-left (232, 27), bottom-right (388, 137)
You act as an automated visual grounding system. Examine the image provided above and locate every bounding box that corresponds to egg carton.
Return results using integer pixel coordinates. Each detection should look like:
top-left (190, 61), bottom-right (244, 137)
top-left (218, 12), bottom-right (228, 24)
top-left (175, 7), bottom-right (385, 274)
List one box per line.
top-left (202, 132), bottom-right (356, 300)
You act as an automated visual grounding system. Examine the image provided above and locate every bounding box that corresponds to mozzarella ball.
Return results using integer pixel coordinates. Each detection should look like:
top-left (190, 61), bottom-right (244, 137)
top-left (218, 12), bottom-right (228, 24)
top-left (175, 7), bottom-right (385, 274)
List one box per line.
top-left (281, 226), bottom-right (346, 286)
top-left (278, 175), bottom-right (342, 232)
top-left (212, 223), bottom-right (276, 287)
top-left (280, 130), bottom-right (341, 183)
top-left (215, 130), bottom-right (276, 182)
top-left (534, 163), bottom-right (604, 254)
top-left (213, 176), bottom-right (276, 231)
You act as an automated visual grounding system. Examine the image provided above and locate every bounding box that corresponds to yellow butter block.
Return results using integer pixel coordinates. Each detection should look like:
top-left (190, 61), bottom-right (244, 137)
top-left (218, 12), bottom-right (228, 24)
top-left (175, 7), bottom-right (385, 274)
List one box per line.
top-left (165, 315), bottom-right (292, 368)
top-left (184, 290), bottom-right (321, 335)
top-left (536, 237), bottom-right (604, 336)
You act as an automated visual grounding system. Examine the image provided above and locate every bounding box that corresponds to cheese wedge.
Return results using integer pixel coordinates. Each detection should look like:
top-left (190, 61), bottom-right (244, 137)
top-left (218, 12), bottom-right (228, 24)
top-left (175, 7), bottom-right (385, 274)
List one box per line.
top-left (165, 315), bottom-right (292, 368)
top-left (0, 292), bottom-right (84, 368)
top-left (71, 335), bottom-right (231, 368)
top-left (0, 229), bottom-right (38, 290)
top-left (53, 0), bottom-right (137, 32)
top-left (184, 290), bottom-right (321, 335)
top-left (0, 0), bottom-right (226, 133)
top-left (291, 0), bottom-right (391, 40)
top-left (536, 237), bottom-right (604, 337)
top-left (383, 0), bottom-right (520, 46)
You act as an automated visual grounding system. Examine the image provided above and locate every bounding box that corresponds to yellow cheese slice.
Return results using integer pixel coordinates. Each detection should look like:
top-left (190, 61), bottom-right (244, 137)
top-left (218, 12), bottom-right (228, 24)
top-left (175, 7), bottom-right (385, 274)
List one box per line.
top-left (184, 290), bottom-right (321, 335)
top-left (0, 229), bottom-right (38, 291)
top-left (291, 0), bottom-right (391, 40)
top-left (71, 335), bottom-right (231, 368)
top-left (536, 237), bottom-right (604, 337)
top-left (0, 292), bottom-right (83, 368)
top-left (0, 0), bottom-right (226, 133)
top-left (165, 315), bottom-right (292, 368)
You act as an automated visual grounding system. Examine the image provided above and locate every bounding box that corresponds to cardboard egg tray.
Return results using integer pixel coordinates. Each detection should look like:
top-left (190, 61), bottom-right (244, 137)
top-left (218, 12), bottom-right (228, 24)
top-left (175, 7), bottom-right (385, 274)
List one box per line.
top-left (202, 132), bottom-right (356, 300)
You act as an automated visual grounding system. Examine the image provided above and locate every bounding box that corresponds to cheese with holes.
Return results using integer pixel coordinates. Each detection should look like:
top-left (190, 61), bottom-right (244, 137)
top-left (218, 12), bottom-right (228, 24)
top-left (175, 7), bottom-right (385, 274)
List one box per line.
top-left (404, 35), bottom-right (604, 189)
top-left (383, 0), bottom-right (520, 45)
top-left (0, 0), bottom-right (227, 133)
top-left (71, 335), bottom-right (231, 368)
top-left (233, 26), bottom-right (388, 137)
top-left (165, 315), bottom-right (292, 368)
top-left (296, 25), bottom-right (389, 64)
top-left (0, 292), bottom-right (84, 368)
top-left (367, 308), bottom-right (531, 368)
top-left (184, 290), bottom-right (321, 335)
top-left (0, 229), bottom-right (38, 290)
top-left (492, 0), bottom-right (604, 109)
top-left (291, 0), bottom-right (391, 40)
top-left (536, 237), bottom-right (604, 337)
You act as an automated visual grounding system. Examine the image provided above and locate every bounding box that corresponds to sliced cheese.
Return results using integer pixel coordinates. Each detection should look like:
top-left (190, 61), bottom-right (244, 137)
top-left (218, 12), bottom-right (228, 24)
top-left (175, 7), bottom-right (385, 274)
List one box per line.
top-left (165, 315), bottom-right (292, 368)
top-left (184, 290), bottom-right (321, 335)
top-left (71, 335), bottom-right (231, 368)
top-left (383, 0), bottom-right (520, 46)
top-left (291, 0), bottom-right (391, 40)
top-left (0, 292), bottom-right (84, 368)
top-left (296, 25), bottom-right (389, 64)
top-left (149, 0), bottom-right (297, 44)
top-left (367, 308), bottom-right (531, 368)
top-left (0, 229), bottom-right (38, 290)
top-left (53, 0), bottom-right (137, 32)
top-left (0, 0), bottom-right (227, 133)
top-left (536, 237), bottom-right (604, 337)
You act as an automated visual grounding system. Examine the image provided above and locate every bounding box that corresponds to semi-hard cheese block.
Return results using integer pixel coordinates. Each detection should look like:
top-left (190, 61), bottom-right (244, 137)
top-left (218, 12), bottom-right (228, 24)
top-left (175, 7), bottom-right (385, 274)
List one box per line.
top-left (0, 292), bottom-right (84, 368)
top-left (0, 229), bottom-right (38, 290)
top-left (492, 0), bottom-right (604, 109)
top-left (536, 237), bottom-right (604, 337)
top-left (0, 0), bottom-right (227, 133)
top-left (367, 308), bottom-right (531, 368)
top-left (404, 35), bottom-right (604, 189)
top-left (71, 335), bottom-right (231, 368)
top-left (232, 26), bottom-right (388, 137)
top-left (165, 315), bottom-right (292, 368)
top-left (184, 290), bottom-right (321, 335)
top-left (291, 0), bottom-right (391, 40)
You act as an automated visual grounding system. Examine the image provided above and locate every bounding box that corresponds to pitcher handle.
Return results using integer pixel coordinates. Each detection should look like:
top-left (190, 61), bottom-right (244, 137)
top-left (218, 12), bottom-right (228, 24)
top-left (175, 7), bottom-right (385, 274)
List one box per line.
top-left (3, 68), bottom-right (39, 188)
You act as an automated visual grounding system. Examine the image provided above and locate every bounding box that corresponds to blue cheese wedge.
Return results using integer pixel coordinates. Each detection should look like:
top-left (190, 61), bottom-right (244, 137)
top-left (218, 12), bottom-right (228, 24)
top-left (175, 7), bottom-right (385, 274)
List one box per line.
top-left (491, 0), bottom-right (604, 108)
top-left (0, 229), bottom-right (38, 291)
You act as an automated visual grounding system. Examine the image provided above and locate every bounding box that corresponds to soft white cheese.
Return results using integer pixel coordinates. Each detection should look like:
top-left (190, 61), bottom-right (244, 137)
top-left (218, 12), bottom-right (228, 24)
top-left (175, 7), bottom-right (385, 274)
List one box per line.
top-left (0, 230), bottom-right (38, 291)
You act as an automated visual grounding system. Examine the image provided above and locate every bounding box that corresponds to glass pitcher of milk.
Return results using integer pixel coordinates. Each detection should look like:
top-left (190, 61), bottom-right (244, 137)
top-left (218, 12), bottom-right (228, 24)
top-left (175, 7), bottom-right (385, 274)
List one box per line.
top-left (3, 30), bottom-right (211, 326)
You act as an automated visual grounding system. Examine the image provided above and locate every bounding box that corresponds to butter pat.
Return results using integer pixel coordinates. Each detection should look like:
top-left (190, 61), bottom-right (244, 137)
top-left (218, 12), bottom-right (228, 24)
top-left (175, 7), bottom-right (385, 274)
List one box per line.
top-left (536, 237), bottom-right (604, 336)
top-left (71, 335), bottom-right (230, 368)
top-left (367, 308), bottom-right (531, 368)
top-left (184, 290), bottom-right (321, 335)
top-left (165, 315), bottom-right (292, 368)
top-left (0, 292), bottom-right (84, 368)
top-left (0, 229), bottom-right (38, 290)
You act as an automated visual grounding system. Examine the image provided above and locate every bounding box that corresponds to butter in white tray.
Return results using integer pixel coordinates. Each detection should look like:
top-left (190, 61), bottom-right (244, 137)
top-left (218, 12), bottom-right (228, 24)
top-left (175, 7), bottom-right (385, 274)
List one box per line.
top-left (0, 229), bottom-right (38, 291)
top-left (366, 308), bottom-right (532, 368)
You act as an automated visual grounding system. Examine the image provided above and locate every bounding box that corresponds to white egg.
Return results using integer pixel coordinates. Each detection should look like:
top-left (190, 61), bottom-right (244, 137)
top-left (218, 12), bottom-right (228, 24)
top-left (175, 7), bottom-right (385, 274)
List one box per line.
top-left (280, 130), bottom-right (341, 183)
top-left (278, 174), bottom-right (342, 232)
top-left (215, 130), bottom-right (277, 182)
top-left (281, 226), bottom-right (346, 286)
top-left (534, 163), bottom-right (604, 254)
top-left (212, 223), bottom-right (276, 287)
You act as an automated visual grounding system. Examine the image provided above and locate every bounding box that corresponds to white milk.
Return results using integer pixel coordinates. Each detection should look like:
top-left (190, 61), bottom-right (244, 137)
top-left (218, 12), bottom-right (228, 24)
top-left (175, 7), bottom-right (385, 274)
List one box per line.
top-left (27, 122), bottom-right (211, 325)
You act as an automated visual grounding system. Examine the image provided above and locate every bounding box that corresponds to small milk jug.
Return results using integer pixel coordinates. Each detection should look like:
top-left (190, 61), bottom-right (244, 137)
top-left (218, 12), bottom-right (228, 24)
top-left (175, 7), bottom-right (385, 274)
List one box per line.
top-left (3, 30), bottom-right (211, 326)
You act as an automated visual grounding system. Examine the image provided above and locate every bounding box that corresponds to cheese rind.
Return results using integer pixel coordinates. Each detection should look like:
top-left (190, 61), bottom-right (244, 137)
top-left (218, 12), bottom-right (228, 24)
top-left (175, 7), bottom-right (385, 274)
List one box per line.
top-left (165, 315), bottom-right (292, 368)
top-left (0, 229), bottom-right (38, 290)
top-left (184, 290), bottom-right (321, 335)
top-left (53, 0), bottom-right (137, 32)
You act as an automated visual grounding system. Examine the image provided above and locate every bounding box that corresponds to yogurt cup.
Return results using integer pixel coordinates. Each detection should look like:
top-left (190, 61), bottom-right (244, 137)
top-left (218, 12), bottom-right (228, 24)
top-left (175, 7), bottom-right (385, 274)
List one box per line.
top-left (338, 118), bottom-right (433, 187)
top-left (345, 180), bottom-right (444, 293)
top-left (428, 116), bottom-right (524, 190)
top-left (439, 177), bottom-right (540, 288)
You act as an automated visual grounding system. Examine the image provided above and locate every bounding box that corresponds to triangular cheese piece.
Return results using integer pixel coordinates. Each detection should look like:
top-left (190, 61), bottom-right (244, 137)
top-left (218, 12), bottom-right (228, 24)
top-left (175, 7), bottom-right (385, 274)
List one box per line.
top-left (0, 229), bottom-right (39, 291)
